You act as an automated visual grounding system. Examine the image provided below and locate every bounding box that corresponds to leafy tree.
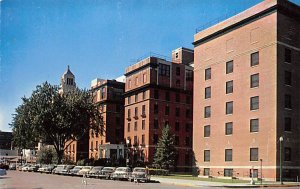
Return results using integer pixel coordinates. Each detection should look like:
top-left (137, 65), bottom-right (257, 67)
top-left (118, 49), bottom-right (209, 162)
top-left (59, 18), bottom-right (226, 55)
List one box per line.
top-left (36, 147), bottom-right (58, 164)
top-left (11, 82), bottom-right (103, 164)
top-left (153, 125), bottom-right (176, 170)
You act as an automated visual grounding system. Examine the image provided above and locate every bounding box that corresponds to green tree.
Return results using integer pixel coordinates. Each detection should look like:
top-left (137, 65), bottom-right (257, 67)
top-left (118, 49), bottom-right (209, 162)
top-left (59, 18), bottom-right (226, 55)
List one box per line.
top-left (153, 125), bottom-right (176, 171)
top-left (36, 147), bottom-right (58, 164)
top-left (11, 82), bottom-right (103, 164)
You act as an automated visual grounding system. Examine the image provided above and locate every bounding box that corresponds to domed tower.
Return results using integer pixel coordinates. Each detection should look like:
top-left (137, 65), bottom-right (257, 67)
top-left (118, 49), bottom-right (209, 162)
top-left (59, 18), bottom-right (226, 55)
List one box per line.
top-left (59, 65), bottom-right (76, 94)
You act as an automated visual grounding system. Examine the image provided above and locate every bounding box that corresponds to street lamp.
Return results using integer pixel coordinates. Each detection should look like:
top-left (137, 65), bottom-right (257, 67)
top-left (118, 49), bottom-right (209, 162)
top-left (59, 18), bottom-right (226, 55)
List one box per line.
top-left (126, 139), bottom-right (130, 167)
top-left (260, 159), bottom-right (263, 185)
top-left (279, 136), bottom-right (284, 185)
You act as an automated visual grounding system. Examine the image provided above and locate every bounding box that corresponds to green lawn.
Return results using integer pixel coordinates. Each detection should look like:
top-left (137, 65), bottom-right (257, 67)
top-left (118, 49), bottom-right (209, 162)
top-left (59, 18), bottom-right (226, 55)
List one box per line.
top-left (153, 174), bottom-right (250, 183)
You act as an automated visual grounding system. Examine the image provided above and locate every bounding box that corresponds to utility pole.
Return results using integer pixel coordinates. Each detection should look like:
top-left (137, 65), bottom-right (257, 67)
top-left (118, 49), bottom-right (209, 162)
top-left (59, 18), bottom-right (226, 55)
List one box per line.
top-left (279, 136), bottom-right (284, 185)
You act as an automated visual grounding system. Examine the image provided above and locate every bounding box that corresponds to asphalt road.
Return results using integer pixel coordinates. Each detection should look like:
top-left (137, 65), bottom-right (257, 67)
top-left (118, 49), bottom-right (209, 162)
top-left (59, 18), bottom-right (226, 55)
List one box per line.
top-left (0, 171), bottom-right (299, 189)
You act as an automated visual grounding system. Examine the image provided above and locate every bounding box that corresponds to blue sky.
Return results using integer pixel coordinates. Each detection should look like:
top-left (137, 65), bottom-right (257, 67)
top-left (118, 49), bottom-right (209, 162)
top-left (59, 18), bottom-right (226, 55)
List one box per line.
top-left (1, 0), bottom-right (299, 132)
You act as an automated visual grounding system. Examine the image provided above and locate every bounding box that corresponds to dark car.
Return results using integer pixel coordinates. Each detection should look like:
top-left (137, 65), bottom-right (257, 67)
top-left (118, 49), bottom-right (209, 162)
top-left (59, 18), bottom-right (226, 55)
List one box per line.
top-left (86, 166), bottom-right (103, 178)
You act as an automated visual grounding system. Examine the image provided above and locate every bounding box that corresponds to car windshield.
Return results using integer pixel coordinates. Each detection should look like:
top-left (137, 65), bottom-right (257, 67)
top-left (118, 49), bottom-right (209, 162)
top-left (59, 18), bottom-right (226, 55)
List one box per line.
top-left (66, 165), bottom-right (74, 169)
top-left (83, 166), bottom-right (92, 170)
top-left (73, 166), bottom-right (82, 170)
top-left (133, 168), bottom-right (145, 172)
top-left (92, 167), bottom-right (102, 171)
top-left (116, 168), bottom-right (127, 172)
top-left (103, 168), bottom-right (114, 171)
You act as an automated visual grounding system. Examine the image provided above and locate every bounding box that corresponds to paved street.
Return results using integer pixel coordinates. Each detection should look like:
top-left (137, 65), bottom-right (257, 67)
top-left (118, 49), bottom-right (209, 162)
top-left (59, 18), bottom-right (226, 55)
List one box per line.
top-left (1, 171), bottom-right (299, 189)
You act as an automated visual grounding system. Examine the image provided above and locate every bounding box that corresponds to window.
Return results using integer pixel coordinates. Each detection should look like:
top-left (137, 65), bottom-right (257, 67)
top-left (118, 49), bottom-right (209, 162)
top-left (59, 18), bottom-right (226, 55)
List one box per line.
top-left (225, 149), bottom-right (232, 161)
top-left (154, 104), bottom-right (158, 114)
top-left (250, 169), bottom-right (258, 178)
top-left (159, 64), bottom-right (170, 76)
top-left (142, 105), bottom-right (146, 115)
top-left (175, 136), bottom-right (179, 145)
top-left (127, 109), bottom-right (131, 118)
top-left (204, 150), bottom-right (210, 162)
top-left (285, 48), bottom-right (291, 63)
top-left (101, 87), bottom-right (106, 99)
top-left (251, 74), bottom-right (259, 88)
top-left (185, 123), bottom-right (191, 132)
top-left (224, 169), bottom-right (233, 177)
top-left (250, 96), bottom-right (259, 110)
top-left (175, 52), bottom-right (179, 58)
top-left (165, 92), bottom-right (170, 101)
top-left (285, 71), bottom-right (292, 86)
top-left (226, 101), bottom-right (233, 114)
top-left (251, 52), bottom-right (259, 66)
top-left (186, 109), bottom-right (191, 118)
top-left (284, 147), bottom-right (291, 161)
top-left (135, 77), bottom-right (139, 86)
top-left (226, 60), bottom-right (233, 74)
top-left (186, 70), bottom-right (193, 81)
top-left (285, 117), bottom-right (291, 131)
top-left (128, 80), bottom-right (132, 89)
top-left (250, 119), bottom-right (259, 132)
top-left (226, 81), bottom-right (233, 94)
top-left (205, 87), bottom-right (211, 99)
top-left (154, 119), bottom-right (158, 129)
top-left (134, 136), bottom-right (138, 145)
top-left (185, 137), bottom-right (190, 146)
top-left (250, 148), bottom-right (258, 161)
top-left (128, 96), bottom-right (131, 104)
top-left (143, 73), bottom-right (147, 83)
top-left (153, 134), bottom-right (158, 144)
top-left (205, 68), bottom-right (211, 80)
top-left (175, 93), bottom-right (180, 102)
top-left (143, 91), bottom-right (146, 100)
top-left (127, 123), bottom-right (130, 132)
top-left (175, 121), bottom-right (180, 131)
top-left (141, 135), bottom-right (145, 144)
top-left (91, 141), bottom-right (93, 150)
top-left (204, 168), bottom-right (210, 176)
top-left (134, 122), bottom-right (137, 131)
top-left (165, 106), bottom-right (170, 115)
top-left (95, 141), bottom-right (98, 150)
top-left (285, 94), bottom-right (292, 109)
top-left (186, 95), bottom-right (191, 104)
top-left (135, 107), bottom-right (138, 117)
top-left (176, 80), bottom-right (180, 87)
top-left (204, 106), bottom-right (211, 118)
top-left (176, 67), bottom-right (180, 76)
top-left (204, 125), bottom-right (210, 137)
top-left (142, 120), bottom-right (145, 130)
top-left (135, 94), bottom-right (138, 102)
top-left (225, 122), bottom-right (233, 135)
top-left (154, 90), bottom-right (159, 99)
top-left (175, 107), bottom-right (180, 117)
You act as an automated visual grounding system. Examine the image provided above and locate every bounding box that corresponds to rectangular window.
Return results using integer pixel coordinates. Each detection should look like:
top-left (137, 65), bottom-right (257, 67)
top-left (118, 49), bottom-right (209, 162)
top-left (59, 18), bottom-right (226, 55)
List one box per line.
top-left (225, 149), bottom-right (232, 161)
top-left (127, 123), bottom-right (130, 132)
top-left (134, 107), bottom-right (138, 117)
top-left (142, 105), bottom-right (146, 115)
top-left (226, 60), bottom-right (233, 74)
top-left (135, 77), bottom-right (139, 86)
top-left (285, 71), bottom-right (292, 86)
top-left (285, 117), bottom-right (291, 131)
top-left (226, 101), bottom-right (233, 114)
top-left (204, 106), bottom-right (211, 118)
top-left (250, 119), bottom-right (259, 132)
top-left (250, 169), bottom-right (258, 178)
top-left (175, 121), bottom-right (180, 131)
top-left (285, 94), bottom-right (292, 109)
top-left (128, 96), bottom-right (131, 104)
top-left (159, 64), bottom-right (170, 76)
top-left (176, 93), bottom-right (180, 102)
top-left (250, 96), bottom-right (259, 110)
top-left (142, 120), bottom-right (145, 130)
top-left (165, 91), bottom-right (170, 101)
top-left (205, 68), bottom-right (211, 80)
top-left (134, 136), bottom-right (138, 145)
top-left (185, 123), bottom-right (190, 132)
top-left (186, 109), bottom-right (191, 118)
top-left (154, 119), bottom-right (158, 129)
top-left (224, 169), bottom-right (233, 177)
top-left (186, 70), bottom-right (193, 81)
top-left (154, 104), bottom-right (158, 114)
top-left (154, 90), bottom-right (159, 99)
top-left (204, 168), bottom-right (210, 176)
top-left (204, 150), bottom-right (210, 162)
top-left (284, 147), bottom-right (291, 161)
top-left (285, 48), bottom-right (291, 63)
top-left (205, 87), bottom-right (211, 99)
top-left (185, 137), bottom-right (190, 146)
top-left (128, 109), bottom-right (131, 118)
top-left (176, 67), bottom-right (181, 76)
top-left (175, 107), bottom-right (180, 117)
top-left (226, 81), bottom-right (233, 94)
top-left (251, 74), bottom-right (259, 88)
top-left (251, 52), bottom-right (259, 66)
top-left (143, 73), bottom-right (147, 83)
top-left (165, 106), bottom-right (170, 115)
top-left (225, 122), bottom-right (233, 135)
top-left (134, 122), bottom-right (137, 131)
top-left (143, 91), bottom-right (146, 100)
top-left (141, 134), bottom-right (145, 144)
top-left (135, 94), bottom-right (138, 102)
top-left (204, 125), bottom-right (210, 137)
top-left (250, 148), bottom-right (258, 161)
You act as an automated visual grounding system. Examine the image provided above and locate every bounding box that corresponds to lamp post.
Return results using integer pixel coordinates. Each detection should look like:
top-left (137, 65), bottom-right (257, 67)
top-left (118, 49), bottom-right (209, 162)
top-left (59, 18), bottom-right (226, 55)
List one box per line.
top-left (260, 159), bottom-right (263, 185)
top-left (279, 136), bottom-right (284, 185)
top-left (126, 139), bottom-right (130, 167)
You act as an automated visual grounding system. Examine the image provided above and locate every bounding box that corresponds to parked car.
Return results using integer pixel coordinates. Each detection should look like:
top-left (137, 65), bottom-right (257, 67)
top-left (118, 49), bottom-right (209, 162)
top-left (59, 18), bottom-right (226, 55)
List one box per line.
top-left (68, 166), bottom-right (83, 176)
top-left (111, 167), bottom-right (131, 181)
top-left (37, 165), bottom-right (48, 173)
top-left (28, 165), bottom-right (39, 172)
top-left (77, 166), bottom-right (93, 176)
top-left (87, 166), bottom-right (103, 178)
top-left (0, 169), bottom-right (7, 176)
top-left (60, 165), bottom-right (75, 175)
top-left (0, 164), bottom-right (9, 170)
top-left (129, 167), bottom-right (150, 182)
top-left (9, 163), bottom-right (16, 170)
top-left (52, 165), bottom-right (67, 174)
top-left (21, 164), bottom-right (31, 172)
top-left (44, 165), bottom-right (56, 173)
top-left (98, 167), bottom-right (116, 179)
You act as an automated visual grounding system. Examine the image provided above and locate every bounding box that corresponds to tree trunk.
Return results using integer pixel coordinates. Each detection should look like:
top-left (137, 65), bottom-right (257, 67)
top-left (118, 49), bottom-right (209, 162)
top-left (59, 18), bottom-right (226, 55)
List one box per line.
top-left (56, 149), bottom-right (64, 164)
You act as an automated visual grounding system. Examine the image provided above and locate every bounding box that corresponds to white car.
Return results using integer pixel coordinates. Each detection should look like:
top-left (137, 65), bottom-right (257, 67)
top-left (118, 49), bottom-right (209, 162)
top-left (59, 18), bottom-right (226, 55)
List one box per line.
top-left (111, 167), bottom-right (131, 181)
top-left (77, 166), bottom-right (93, 176)
top-left (129, 167), bottom-right (150, 182)
top-left (0, 169), bottom-right (7, 176)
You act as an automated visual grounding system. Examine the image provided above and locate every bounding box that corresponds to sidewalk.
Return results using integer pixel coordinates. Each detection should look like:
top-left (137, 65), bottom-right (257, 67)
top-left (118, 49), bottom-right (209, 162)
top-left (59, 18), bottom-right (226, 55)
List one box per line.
top-left (152, 176), bottom-right (300, 188)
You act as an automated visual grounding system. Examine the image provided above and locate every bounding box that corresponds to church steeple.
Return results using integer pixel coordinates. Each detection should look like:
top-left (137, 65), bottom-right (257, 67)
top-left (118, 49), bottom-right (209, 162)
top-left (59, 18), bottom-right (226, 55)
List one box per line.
top-left (59, 65), bottom-right (76, 94)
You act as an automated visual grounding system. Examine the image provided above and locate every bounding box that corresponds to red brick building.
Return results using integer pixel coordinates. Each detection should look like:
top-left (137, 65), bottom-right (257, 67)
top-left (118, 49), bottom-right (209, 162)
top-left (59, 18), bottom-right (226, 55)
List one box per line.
top-left (89, 78), bottom-right (125, 160)
top-left (124, 47), bottom-right (194, 171)
top-left (193, 0), bottom-right (300, 181)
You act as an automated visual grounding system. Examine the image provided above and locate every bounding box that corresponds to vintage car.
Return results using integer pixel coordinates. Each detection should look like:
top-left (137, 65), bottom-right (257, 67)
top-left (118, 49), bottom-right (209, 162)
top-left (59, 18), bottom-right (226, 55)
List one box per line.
top-left (77, 166), bottom-right (93, 176)
top-left (98, 167), bottom-right (116, 179)
top-left (111, 167), bottom-right (131, 181)
top-left (86, 166), bottom-right (103, 178)
top-left (129, 167), bottom-right (150, 182)
top-left (68, 166), bottom-right (83, 176)
top-left (27, 165), bottom-right (39, 172)
top-left (52, 165), bottom-right (67, 174)
top-left (60, 165), bottom-right (75, 175)
top-left (0, 169), bottom-right (7, 176)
